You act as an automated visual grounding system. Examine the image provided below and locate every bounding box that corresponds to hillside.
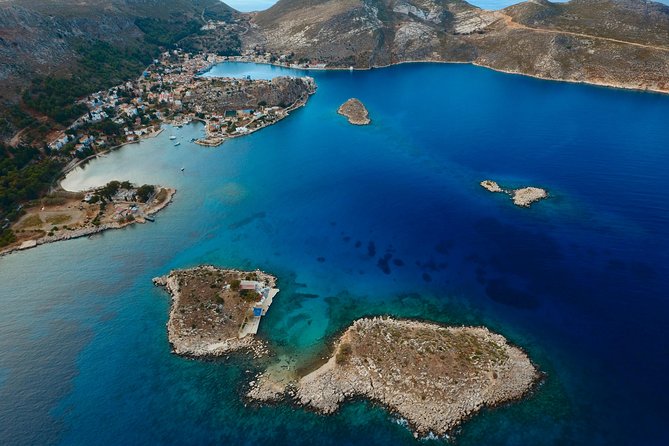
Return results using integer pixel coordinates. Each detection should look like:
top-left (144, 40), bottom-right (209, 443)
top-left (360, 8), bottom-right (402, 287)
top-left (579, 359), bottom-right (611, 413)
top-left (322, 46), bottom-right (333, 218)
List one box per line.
top-left (248, 0), bottom-right (669, 93)
top-left (0, 0), bottom-right (239, 140)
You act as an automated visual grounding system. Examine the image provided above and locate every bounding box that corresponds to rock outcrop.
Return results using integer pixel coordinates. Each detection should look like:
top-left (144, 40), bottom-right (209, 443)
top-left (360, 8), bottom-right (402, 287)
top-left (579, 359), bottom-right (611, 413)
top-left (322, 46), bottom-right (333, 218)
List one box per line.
top-left (511, 186), bottom-right (548, 207)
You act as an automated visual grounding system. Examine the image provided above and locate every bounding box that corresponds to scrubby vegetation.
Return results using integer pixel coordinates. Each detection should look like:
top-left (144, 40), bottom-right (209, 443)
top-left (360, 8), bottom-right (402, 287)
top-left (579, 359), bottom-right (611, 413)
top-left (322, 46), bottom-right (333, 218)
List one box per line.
top-left (0, 144), bottom-right (63, 221)
top-left (0, 143), bottom-right (64, 247)
top-left (23, 41), bottom-right (153, 125)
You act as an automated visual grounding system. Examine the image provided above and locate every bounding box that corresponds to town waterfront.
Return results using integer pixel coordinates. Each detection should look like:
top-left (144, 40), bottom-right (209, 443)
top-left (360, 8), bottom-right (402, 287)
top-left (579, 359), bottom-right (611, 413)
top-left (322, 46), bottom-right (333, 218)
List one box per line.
top-left (1, 62), bottom-right (668, 445)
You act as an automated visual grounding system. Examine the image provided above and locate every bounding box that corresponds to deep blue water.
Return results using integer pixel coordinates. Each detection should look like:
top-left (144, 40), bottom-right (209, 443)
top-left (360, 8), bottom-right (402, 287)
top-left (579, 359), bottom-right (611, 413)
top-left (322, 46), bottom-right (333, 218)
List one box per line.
top-left (1, 62), bottom-right (668, 445)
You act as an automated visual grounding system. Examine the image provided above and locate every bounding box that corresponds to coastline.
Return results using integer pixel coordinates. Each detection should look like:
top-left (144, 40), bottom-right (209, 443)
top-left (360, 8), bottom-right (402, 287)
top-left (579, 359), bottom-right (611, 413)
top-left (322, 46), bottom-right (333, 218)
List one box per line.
top-left (244, 56), bottom-right (669, 96)
top-left (57, 127), bottom-right (165, 188)
top-left (0, 187), bottom-right (176, 258)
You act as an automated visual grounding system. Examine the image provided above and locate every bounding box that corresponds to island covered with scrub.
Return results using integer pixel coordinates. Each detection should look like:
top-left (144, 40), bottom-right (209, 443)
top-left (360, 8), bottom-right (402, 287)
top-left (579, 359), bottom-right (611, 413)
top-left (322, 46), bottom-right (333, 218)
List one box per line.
top-left (249, 317), bottom-right (539, 438)
top-left (337, 98), bottom-right (371, 125)
top-left (1, 180), bottom-right (175, 255)
top-left (153, 266), bottom-right (279, 358)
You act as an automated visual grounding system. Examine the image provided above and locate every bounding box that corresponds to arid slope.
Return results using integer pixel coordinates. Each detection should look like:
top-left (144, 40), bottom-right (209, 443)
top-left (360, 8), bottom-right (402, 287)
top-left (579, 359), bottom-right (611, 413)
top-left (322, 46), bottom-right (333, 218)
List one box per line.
top-left (248, 0), bottom-right (669, 93)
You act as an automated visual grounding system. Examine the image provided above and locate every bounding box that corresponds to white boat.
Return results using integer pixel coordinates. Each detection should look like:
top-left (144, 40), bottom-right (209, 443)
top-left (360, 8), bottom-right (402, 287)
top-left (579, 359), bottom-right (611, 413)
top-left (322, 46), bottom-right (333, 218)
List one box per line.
top-left (169, 135), bottom-right (176, 140)
top-left (174, 142), bottom-right (181, 147)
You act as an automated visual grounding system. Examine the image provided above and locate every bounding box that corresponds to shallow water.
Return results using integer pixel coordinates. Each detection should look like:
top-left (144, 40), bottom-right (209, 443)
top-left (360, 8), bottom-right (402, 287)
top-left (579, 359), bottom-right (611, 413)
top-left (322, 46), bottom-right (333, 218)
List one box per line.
top-left (2, 62), bottom-right (668, 445)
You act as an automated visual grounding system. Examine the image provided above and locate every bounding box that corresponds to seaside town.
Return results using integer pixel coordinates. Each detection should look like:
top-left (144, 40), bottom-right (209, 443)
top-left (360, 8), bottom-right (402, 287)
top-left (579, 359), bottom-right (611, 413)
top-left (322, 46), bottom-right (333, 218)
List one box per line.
top-left (46, 49), bottom-right (317, 162)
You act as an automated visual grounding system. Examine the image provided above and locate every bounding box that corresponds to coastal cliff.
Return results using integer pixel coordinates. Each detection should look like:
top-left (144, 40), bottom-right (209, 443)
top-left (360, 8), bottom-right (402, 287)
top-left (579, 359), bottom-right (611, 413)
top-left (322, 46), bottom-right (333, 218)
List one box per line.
top-left (246, 0), bottom-right (669, 94)
top-left (248, 317), bottom-right (539, 437)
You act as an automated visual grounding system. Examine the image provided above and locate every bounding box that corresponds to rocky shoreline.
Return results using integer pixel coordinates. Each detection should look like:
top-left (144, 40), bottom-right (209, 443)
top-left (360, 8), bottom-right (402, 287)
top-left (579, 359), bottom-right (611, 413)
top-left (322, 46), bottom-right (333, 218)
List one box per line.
top-left (248, 317), bottom-right (539, 437)
top-left (153, 266), bottom-right (278, 358)
top-left (480, 180), bottom-right (548, 207)
top-left (337, 98), bottom-right (371, 125)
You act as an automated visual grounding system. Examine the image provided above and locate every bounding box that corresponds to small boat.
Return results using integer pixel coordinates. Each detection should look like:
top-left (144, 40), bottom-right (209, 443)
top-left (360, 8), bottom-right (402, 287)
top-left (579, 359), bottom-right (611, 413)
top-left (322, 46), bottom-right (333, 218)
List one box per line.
top-left (145, 216), bottom-right (155, 222)
top-left (174, 142), bottom-right (181, 147)
top-left (180, 167), bottom-right (185, 172)
top-left (169, 135), bottom-right (176, 140)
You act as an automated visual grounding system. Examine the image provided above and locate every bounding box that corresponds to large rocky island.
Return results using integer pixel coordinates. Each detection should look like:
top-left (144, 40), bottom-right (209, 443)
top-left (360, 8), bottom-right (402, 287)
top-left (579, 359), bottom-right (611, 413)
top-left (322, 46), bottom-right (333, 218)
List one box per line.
top-left (153, 266), bottom-right (279, 357)
top-left (248, 317), bottom-right (539, 437)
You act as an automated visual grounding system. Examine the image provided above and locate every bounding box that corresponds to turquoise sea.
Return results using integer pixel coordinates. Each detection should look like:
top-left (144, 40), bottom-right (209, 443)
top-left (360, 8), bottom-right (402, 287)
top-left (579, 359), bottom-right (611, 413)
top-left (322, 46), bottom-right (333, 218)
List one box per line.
top-left (1, 62), bottom-right (668, 445)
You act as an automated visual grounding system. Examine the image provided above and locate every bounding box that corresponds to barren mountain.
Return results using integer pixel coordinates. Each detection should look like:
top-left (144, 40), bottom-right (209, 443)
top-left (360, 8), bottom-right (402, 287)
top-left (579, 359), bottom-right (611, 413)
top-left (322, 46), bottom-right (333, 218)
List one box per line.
top-left (248, 0), bottom-right (669, 93)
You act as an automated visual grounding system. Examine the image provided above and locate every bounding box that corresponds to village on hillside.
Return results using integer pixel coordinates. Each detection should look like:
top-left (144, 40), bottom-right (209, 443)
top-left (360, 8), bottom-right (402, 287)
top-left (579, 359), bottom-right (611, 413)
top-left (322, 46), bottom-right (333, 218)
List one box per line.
top-left (47, 49), bottom-right (317, 159)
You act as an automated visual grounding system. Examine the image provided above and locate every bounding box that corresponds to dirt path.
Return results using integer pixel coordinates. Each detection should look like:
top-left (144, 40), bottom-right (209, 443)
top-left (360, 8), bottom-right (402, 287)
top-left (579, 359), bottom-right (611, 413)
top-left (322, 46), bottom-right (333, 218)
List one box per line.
top-left (499, 13), bottom-right (669, 53)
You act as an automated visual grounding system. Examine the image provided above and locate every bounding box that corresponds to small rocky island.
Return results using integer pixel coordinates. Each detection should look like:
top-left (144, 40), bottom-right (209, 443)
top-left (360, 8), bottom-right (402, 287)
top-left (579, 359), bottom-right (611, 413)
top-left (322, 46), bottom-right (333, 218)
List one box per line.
top-left (481, 180), bottom-right (548, 207)
top-left (1, 181), bottom-right (175, 256)
top-left (338, 98), bottom-right (371, 125)
top-left (153, 266), bottom-right (279, 358)
top-left (248, 317), bottom-right (539, 437)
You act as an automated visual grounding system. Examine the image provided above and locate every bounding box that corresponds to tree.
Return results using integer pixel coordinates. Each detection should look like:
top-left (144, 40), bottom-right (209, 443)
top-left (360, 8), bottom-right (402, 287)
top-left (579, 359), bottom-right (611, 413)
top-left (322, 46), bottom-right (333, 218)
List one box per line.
top-left (136, 184), bottom-right (155, 202)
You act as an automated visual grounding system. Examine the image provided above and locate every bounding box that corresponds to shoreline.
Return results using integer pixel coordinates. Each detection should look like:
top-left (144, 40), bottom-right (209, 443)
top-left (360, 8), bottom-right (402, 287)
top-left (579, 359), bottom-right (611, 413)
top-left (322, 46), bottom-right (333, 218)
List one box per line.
top-left (234, 55), bottom-right (669, 96)
top-left (0, 187), bottom-right (176, 258)
top-left (55, 53), bottom-right (665, 183)
top-left (57, 127), bottom-right (165, 189)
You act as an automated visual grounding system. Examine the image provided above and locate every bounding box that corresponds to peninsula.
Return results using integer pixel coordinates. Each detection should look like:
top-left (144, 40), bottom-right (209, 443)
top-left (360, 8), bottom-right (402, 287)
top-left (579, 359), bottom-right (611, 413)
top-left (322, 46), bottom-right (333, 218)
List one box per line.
top-left (153, 266), bottom-right (279, 358)
top-left (1, 181), bottom-right (174, 256)
top-left (248, 317), bottom-right (539, 437)
top-left (184, 74), bottom-right (317, 146)
top-left (481, 180), bottom-right (548, 207)
top-left (337, 98), bottom-right (371, 125)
